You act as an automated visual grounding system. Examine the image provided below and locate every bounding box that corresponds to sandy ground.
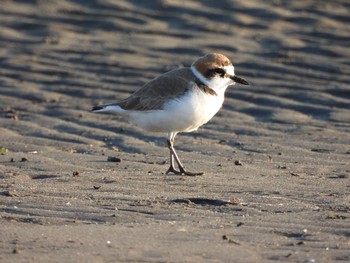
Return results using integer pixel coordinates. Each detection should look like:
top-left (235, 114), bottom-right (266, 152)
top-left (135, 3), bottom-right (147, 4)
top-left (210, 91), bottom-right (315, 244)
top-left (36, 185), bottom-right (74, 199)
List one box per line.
top-left (1, 0), bottom-right (350, 262)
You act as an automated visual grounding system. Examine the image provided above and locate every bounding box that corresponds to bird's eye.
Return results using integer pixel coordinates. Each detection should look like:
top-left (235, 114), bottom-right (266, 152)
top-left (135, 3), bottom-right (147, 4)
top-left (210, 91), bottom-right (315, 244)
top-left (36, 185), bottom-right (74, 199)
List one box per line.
top-left (213, 68), bottom-right (225, 76)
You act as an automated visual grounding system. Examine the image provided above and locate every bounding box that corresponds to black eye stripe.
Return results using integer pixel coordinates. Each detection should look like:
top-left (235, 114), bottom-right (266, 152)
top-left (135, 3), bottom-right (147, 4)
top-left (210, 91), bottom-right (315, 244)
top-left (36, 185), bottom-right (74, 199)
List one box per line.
top-left (205, 68), bottom-right (226, 78)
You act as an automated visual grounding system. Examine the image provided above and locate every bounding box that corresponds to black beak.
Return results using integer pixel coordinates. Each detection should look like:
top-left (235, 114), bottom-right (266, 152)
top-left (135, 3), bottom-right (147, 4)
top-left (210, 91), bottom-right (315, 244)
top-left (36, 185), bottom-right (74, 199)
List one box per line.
top-left (230, 75), bottom-right (249, 85)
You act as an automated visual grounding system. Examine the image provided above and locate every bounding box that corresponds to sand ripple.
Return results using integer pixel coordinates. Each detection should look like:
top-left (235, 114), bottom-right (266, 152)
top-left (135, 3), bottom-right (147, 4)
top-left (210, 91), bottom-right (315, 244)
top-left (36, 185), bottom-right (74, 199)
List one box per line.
top-left (1, 1), bottom-right (349, 262)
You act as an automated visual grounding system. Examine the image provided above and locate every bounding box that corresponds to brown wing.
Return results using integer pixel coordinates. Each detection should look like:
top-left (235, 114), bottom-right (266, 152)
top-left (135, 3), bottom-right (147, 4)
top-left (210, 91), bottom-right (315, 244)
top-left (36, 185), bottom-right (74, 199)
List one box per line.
top-left (117, 68), bottom-right (195, 111)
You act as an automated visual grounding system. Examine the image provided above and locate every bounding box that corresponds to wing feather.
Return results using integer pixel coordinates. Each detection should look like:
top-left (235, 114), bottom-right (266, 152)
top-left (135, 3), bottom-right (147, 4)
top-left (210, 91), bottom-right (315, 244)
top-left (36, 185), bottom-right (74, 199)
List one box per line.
top-left (118, 68), bottom-right (195, 111)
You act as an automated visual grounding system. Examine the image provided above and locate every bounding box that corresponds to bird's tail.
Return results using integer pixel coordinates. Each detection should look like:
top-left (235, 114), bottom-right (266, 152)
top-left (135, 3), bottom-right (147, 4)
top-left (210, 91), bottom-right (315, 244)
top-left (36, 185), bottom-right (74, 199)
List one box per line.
top-left (91, 104), bottom-right (124, 113)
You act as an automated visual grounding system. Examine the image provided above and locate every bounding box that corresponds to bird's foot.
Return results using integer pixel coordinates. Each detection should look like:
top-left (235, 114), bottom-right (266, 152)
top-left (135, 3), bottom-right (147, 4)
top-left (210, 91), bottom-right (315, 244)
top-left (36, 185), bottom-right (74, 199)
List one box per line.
top-left (166, 166), bottom-right (203, 176)
top-left (166, 166), bottom-right (181, 175)
top-left (181, 170), bottom-right (204, 176)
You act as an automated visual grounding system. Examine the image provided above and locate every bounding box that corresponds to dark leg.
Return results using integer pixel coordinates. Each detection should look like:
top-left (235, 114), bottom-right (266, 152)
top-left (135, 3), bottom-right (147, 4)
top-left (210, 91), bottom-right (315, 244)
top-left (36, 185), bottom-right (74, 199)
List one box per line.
top-left (166, 140), bottom-right (181, 175)
top-left (165, 132), bottom-right (203, 176)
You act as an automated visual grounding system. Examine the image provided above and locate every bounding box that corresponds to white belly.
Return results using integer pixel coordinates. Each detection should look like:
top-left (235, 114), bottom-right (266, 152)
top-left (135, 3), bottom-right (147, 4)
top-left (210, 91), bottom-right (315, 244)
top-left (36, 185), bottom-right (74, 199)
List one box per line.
top-left (129, 88), bottom-right (224, 133)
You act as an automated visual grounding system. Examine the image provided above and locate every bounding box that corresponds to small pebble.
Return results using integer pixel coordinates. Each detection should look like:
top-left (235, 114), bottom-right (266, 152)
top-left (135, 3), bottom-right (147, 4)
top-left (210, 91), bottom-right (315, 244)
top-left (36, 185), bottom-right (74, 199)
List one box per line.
top-left (234, 160), bottom-right (242, 166)
top-left (107, 156), bottom-right (121, 162)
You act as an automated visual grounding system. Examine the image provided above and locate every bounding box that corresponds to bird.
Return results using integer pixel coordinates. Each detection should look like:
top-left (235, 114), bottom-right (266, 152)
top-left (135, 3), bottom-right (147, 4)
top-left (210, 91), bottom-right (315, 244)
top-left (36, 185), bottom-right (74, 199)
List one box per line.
top-left (92, 53), bottom-right (248, 176)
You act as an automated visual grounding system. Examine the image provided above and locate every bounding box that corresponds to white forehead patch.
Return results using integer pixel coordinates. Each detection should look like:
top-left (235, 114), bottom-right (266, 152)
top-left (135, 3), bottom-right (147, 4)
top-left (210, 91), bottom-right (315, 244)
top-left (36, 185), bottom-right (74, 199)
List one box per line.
top-left (223, 65), bottom-right (235, 76)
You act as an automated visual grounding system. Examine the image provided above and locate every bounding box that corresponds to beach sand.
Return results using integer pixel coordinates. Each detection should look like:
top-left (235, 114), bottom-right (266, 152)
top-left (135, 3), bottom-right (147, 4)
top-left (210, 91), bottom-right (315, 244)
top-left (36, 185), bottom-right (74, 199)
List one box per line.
top-left (1, 0), bottom-right (349, 262)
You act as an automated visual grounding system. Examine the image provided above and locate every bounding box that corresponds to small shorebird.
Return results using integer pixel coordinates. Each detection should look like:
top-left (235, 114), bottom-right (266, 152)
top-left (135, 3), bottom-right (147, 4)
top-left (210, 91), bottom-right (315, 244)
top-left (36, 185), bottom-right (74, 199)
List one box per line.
top-left (92, 53), bottom-right (248, 176)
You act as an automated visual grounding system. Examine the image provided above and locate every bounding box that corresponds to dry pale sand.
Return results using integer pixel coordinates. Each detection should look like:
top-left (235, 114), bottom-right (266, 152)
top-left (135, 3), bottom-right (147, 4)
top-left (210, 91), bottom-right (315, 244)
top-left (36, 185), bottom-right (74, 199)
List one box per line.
top-left (0, 0), bottom-right (350, 262)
